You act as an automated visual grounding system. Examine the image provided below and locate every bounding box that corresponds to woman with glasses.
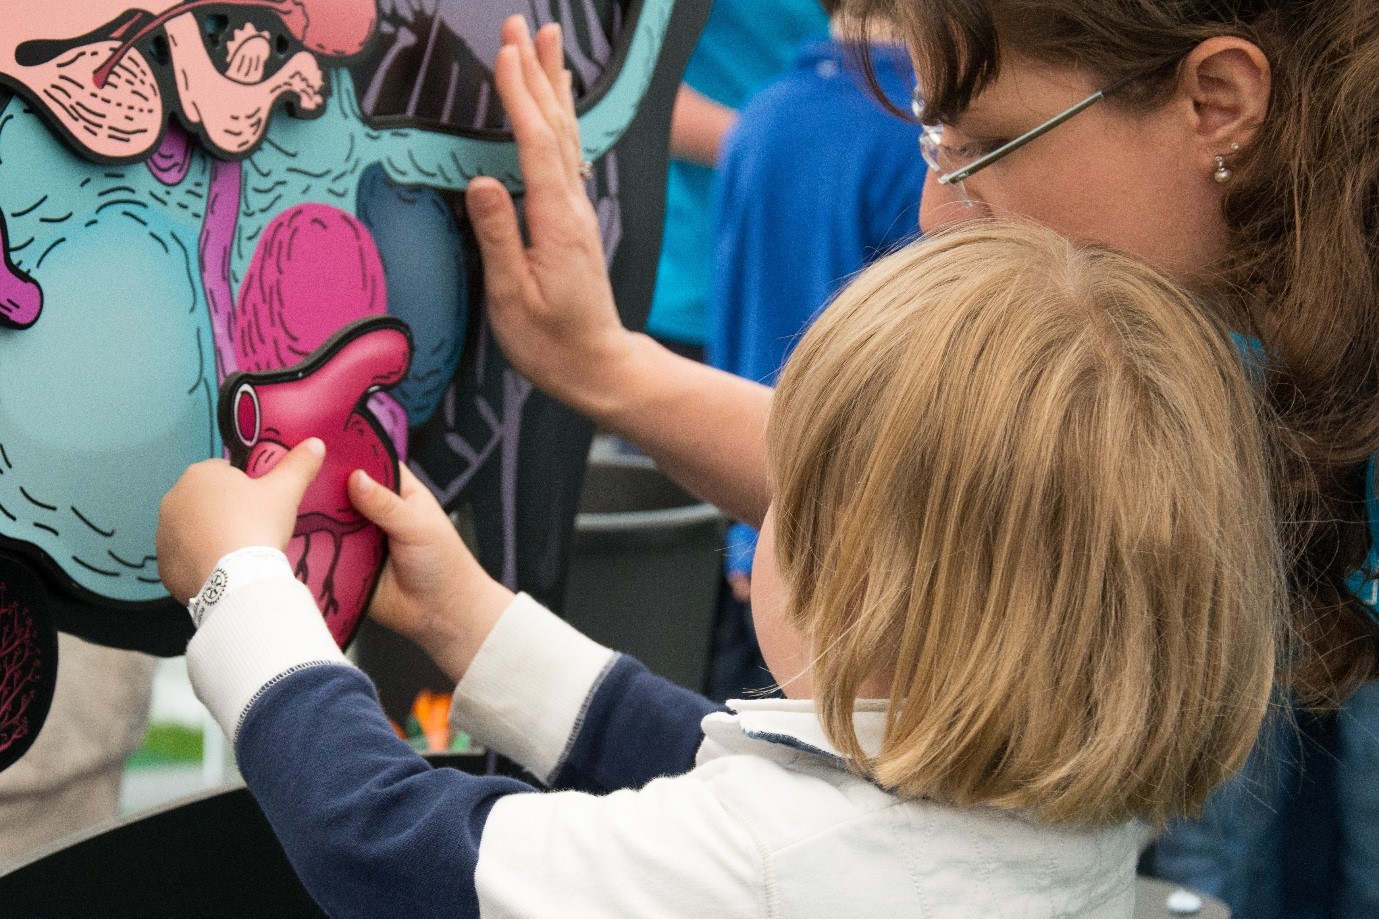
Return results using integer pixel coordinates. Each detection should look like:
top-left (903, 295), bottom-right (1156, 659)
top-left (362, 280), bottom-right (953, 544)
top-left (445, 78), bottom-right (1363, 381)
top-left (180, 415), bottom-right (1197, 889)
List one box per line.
top-left (465, 3), bottom-right (1379, 915)
top-left (880, 6), bottom-right (1379, 916)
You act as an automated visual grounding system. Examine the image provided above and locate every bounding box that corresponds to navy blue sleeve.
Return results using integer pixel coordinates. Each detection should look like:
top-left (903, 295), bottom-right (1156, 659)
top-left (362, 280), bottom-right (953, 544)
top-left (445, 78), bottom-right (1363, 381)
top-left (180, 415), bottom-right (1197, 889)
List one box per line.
top-left (548, 654), bottom-right (726, 794)
top-left (235, 665), bottom-right (535, 919)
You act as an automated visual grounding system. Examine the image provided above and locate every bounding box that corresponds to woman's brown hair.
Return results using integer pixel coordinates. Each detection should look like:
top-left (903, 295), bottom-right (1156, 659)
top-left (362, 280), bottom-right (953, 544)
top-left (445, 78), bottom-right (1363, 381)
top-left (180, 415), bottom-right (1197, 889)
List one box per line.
top-left (848, 0), bottom-right (1379, 705)
top-left (768, 221), bottom-right (1281, 824)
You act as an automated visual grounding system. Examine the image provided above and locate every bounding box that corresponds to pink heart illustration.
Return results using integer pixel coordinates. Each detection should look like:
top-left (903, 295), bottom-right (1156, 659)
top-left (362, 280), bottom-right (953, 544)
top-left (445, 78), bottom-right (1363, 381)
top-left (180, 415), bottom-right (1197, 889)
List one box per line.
top-left (220, 318), bottom-right (413, 647)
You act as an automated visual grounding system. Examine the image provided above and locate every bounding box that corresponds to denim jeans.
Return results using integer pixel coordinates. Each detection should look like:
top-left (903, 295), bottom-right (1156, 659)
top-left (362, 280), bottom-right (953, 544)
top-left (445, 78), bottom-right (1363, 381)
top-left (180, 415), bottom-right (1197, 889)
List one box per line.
top-left (1151, 683), bottom-right (1379, 918)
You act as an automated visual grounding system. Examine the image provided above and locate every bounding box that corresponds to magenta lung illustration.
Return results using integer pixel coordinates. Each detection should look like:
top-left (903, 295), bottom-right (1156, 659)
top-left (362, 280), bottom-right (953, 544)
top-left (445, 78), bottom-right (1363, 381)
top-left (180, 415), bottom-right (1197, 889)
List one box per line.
top-left (0, 0), bottom-right (699, 770)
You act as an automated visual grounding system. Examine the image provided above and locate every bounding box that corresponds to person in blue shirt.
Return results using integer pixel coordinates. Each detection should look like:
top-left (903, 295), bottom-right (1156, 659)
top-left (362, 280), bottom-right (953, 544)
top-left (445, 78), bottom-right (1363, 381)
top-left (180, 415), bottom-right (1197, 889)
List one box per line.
top-left (645, 0), bottom-right (830, 355)
top-left (703, 8), bottom-right (927, 697)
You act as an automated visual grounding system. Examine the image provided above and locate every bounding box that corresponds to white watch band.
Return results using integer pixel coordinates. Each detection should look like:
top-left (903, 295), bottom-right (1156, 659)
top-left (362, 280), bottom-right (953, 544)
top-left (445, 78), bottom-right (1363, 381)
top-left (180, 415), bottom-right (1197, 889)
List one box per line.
top-left (187, 547), bottom-right (297, 628)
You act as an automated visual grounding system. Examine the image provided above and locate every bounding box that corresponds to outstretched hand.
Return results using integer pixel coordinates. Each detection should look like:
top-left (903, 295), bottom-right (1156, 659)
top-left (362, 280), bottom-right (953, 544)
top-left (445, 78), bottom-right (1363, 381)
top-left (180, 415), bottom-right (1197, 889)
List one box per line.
top-left (158, 439), bottom-right (325, 604)
top-left (349, 465), bottom-right (513, 682)
top-left (465, 17), bottom-right (634, 413)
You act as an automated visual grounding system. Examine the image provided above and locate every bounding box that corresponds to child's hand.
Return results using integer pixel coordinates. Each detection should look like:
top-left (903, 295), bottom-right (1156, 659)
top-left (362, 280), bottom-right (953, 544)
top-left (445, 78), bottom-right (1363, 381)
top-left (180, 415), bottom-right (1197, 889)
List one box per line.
top-left (349, 465), bottom-right (514, 683)
top-left (158, 439), bottom-right (325, 604)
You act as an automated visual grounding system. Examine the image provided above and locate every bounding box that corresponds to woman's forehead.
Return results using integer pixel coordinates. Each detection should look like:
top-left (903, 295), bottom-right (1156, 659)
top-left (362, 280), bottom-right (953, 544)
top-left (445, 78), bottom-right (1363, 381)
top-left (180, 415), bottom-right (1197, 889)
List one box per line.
top-left (919, 52), bottom-right (1103, 123)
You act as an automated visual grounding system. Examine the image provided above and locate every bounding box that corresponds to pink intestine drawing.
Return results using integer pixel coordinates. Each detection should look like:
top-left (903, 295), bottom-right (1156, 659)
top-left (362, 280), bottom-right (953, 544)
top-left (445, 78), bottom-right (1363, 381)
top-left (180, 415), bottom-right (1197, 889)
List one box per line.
top-left (0, 213), bottom-right (41, 330)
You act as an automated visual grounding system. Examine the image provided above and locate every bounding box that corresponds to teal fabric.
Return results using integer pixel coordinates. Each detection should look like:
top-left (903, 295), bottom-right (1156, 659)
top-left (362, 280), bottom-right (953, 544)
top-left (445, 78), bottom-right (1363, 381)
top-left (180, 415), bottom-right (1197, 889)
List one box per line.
top-left (1345, 454), bottom-right (1379, 625)
top-left (646, 0), bottom-right (830, 346)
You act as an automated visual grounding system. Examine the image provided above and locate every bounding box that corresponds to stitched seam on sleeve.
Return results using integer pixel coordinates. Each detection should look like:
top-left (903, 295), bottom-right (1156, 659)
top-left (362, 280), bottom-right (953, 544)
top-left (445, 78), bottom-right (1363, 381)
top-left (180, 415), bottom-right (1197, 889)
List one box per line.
top-left (235, 660), bottom-right (345, 737)
top-left (548, 653), bottom-right (620, 784)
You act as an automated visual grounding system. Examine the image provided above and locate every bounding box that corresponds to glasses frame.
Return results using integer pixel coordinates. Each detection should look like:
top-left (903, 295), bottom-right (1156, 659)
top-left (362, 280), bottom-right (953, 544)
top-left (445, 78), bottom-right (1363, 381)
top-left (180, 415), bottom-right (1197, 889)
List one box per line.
top-left (914, 69), bottom-right (1148, 188)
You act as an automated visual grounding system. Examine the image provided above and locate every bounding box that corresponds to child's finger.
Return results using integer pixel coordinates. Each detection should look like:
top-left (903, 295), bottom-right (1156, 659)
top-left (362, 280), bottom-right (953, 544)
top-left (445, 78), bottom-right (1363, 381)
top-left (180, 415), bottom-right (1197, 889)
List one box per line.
top-left (349, 468), bottom-right (414, 538)
top-left (265, 438), bottom-right (325, 506)
top-left (396, 463), bottom-right (427, 500)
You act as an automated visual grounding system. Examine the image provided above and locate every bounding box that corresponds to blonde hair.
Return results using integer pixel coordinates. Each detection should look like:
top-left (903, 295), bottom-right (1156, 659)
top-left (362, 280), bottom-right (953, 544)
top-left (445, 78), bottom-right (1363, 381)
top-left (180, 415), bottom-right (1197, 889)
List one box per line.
top-left (768, 221), bottom-right (1282, 825)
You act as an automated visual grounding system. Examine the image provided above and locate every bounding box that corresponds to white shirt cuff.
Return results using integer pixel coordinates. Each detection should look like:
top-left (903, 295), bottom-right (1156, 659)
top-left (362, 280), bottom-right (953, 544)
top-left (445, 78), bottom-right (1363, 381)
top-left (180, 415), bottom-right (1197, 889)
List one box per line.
top-left (185, 548), bottom-right (351, 742)
top-left (450, 593), bottom-right (616, 784)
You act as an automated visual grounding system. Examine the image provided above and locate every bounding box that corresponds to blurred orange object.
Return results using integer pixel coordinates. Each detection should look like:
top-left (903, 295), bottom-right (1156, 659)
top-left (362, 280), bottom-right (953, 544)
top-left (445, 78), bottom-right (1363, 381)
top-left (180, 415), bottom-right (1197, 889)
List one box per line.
top-left (412, 689), bottom-right (453, 753)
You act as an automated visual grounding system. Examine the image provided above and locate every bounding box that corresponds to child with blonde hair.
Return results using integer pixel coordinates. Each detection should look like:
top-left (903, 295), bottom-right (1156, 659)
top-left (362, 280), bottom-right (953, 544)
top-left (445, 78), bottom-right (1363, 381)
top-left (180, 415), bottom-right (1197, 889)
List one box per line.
top-left (156, 22), bottom-right (1281, 919)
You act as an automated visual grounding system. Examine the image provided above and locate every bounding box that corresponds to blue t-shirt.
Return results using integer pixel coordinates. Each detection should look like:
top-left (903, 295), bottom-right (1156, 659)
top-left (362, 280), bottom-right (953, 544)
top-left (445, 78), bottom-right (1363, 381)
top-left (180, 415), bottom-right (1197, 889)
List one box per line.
top-left (645, 0), bottom-right (830, 346)
top-left (707, 40), bottom-right (928, 574)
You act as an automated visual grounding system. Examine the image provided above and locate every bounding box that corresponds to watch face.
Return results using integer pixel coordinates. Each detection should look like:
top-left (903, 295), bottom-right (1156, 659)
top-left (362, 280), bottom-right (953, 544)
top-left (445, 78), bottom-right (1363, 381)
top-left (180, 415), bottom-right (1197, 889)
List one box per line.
top-left (189, 567), bottom-right (227, 629)
top-left (202, 568), bottom-right (228, 606)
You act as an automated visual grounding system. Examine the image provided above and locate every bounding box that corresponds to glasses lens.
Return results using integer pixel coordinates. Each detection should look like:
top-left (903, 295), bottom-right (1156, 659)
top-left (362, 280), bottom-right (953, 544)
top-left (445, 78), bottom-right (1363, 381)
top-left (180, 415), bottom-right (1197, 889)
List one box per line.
top-left (918, 124), bottom-right (944, 173)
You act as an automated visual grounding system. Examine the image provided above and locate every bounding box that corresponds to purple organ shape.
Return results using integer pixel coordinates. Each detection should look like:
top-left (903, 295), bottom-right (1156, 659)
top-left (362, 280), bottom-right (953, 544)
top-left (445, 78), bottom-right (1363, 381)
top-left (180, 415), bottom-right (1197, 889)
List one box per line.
top-left (0, 212), bottom-right (41, 329)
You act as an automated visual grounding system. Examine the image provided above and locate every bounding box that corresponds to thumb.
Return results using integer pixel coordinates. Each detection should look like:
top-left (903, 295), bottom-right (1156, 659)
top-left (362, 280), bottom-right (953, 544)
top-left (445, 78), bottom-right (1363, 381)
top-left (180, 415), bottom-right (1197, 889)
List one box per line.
top-left (466, 178), bottom-right (536, 308)
top-left (265, 437), bottom-right (326, 507)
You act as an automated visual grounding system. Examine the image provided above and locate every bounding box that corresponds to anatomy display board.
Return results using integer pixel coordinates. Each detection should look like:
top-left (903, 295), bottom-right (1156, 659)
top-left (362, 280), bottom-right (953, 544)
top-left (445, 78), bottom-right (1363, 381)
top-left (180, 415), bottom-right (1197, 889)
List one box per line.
top-left (0, 0), bottom-right (706, 772)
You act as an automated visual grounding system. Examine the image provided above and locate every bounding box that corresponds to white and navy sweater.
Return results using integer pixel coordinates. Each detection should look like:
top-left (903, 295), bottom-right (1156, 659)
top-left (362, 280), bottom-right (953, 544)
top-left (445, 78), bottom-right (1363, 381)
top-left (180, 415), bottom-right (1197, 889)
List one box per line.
top-left (186, 548), bottom-right (1141, 918)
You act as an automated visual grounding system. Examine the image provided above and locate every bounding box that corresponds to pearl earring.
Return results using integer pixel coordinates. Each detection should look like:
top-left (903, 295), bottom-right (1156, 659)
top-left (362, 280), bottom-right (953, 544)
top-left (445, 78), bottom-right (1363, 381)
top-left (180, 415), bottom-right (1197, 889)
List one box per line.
top-left (1214, 142), bottom-right (1241, 184)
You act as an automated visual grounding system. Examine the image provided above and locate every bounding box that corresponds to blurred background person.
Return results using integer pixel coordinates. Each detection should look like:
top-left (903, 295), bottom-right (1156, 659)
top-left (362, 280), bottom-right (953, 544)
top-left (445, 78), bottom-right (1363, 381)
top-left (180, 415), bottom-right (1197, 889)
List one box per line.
top-left (704, 1), bottom-right (927, 700)
top-left (644, 0), bottom-right (831, 360)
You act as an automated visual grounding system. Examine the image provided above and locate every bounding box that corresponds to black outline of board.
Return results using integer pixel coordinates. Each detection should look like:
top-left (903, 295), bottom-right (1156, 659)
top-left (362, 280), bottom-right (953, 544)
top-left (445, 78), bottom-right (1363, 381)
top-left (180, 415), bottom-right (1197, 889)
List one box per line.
top-left (355, 0), bottom-right (653, 139)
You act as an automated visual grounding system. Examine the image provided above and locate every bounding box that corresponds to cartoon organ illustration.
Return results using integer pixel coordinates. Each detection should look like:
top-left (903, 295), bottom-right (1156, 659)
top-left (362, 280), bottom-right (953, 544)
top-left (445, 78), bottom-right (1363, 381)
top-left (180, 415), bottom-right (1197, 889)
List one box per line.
top-left (0, 0), bottom-right (692, 770)
top-left (221, 317), bottom-right (412, 646)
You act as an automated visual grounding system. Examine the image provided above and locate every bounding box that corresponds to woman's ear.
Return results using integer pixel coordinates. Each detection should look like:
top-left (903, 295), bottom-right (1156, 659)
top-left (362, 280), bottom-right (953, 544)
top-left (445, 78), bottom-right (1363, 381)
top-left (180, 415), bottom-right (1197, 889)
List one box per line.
top-left (1180, 36), bottom-right (1271, 156)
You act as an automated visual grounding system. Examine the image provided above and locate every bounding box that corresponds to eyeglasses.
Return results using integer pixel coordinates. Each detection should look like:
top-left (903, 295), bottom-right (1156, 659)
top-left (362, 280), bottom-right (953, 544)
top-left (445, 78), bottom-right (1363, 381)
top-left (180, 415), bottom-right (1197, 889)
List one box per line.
top-left (914, 69), bottom-right (1149, 202)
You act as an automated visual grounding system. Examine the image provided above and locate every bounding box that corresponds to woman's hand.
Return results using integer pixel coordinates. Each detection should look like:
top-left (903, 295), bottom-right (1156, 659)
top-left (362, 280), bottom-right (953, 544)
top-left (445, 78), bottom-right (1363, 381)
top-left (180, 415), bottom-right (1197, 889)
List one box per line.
top-left (465, 17), bottom-right (637, 416)
top-left (465, 15), bottom-right (777, 528)
top-left (158, 439), bottom-right (325, 604)
top-left (349, 465), bottom-right (513, 682)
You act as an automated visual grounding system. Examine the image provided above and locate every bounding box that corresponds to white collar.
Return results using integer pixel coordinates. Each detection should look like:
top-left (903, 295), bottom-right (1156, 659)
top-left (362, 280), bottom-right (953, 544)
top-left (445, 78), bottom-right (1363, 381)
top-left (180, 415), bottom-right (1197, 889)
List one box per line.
top-left (698, 697), bottom-right (889, 767)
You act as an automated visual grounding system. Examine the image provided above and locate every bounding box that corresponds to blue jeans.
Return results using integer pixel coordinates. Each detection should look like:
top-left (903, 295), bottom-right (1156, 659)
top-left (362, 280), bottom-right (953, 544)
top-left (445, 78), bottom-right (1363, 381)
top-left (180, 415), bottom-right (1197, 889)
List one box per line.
top-left (1152, 683), bottom-right (1379, 918)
